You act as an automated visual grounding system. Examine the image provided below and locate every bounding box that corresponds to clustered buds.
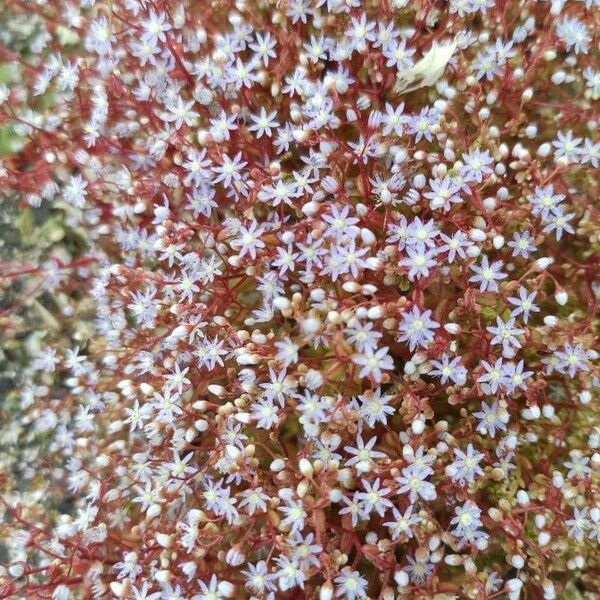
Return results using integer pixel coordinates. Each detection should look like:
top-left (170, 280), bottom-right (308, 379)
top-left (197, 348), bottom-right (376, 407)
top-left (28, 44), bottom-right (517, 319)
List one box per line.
top-left (0, 0), bottom-right (599, 599)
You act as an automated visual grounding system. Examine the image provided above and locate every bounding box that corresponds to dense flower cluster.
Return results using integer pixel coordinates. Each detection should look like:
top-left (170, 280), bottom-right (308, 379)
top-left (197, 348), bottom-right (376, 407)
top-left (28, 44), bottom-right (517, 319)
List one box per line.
top-left (0, 0), bottom-right (599, 598)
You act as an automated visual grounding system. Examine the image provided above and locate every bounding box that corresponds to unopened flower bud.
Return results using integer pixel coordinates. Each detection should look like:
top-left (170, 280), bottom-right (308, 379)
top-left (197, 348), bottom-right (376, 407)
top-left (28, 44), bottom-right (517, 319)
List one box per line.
top-left (273, 297), bottom-right (291, 311)
top-left (270, 458), bottom-right (286, 472)
top-left (320, 581), bottom-right (334, 600)
top-left (299, 458), bottom-right (314, 478)
top-left (411, 417), bottom-right (426, 435)
top-left (217, 581), bottom-right (235, 597)
top-left (538, 531), bottom-right (551, 546)
top-left (394, 569), bottom-right (409, 587)
top-left (225, 547), bottom-right (245, 566)
top-left (555, 290), bottom-right (568, 305)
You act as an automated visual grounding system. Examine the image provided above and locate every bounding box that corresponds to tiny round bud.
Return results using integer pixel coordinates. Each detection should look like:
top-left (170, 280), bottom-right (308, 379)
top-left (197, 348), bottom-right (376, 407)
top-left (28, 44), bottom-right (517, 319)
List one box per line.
top-left (361, 228), bottom-right (376, 246)
top-left (555, 290), bottom-right (568, 305)
top-left (413, 174), bottom-right (427, 188)
top-left (310, 288), bottom-right (326, 302)
top-left (365, 531), bottom-right (378, 544)
top-left (217, 581), bottom-right (235, 598)
top-left (273, 297), bottom-right (291, 311)
top-left (535, 257), bottom-right (554, 270)
top-left (320, 581), bottom-right (334, 600)
top-left (299, 458), bottom-right (314, 478)
top-left (411, 417), bottom-right (425, 435)
top-left (543, 580), bottom-right (556, 600)
top-left (394, 569), bottom-right (409, 587)
top-left (367, 306), bottom-right (384, 320)
top-left (154, 532), bottom-right (172, 548)
top-left (538, 531), bottom-right (551, 546)
top-left (537, 142), bottom-right (552, 157)
top-left (483, 197), bottom-right (497, 210)
top-left (508, 578), bottom-right (524, 592)
top-left (469, 228), bottom-right (486, 242)
top-left (302, 201), bottom-right (319, 216)
top-left (225, 547), bottom-right (245, 566)
top-left (444, 322), bottom-right (460, 334)
top-left (535, 515), bottom-right (546, 529)
top-left (521, 87), bottom-right (533, 101)
top-left (8, 564), bottom-right (24, 578)
top-left (542, 404), bottom-right (555, 419)
top-left (270, 458), bottom-right (286, 472)
top-left (154, 569), bottom-right (173, 584)
top-left (466, 245), bottom-right (481, 257)
top-left (301, 317), bottom-right (321, 335)
top-left (511, 554), bottom-right (525, 569)
top-left (492, 234), bottom-right (505, 249)
top-left (329, 488), bottom-right (343, 502)
top-left (342, 281), bottom-right (361, 293)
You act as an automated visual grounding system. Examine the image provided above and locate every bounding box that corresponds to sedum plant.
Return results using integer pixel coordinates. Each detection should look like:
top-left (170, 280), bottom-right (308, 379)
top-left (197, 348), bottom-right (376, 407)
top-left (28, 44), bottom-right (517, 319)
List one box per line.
top-left (0, 0), bottom-right (599, 599)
